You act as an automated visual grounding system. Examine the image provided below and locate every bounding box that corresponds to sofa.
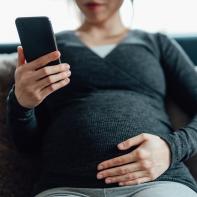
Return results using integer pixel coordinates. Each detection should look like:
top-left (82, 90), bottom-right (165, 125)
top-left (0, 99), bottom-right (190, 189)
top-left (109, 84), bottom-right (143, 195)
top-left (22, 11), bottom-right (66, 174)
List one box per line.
top-left (0, 37), bottom-right (197, 197)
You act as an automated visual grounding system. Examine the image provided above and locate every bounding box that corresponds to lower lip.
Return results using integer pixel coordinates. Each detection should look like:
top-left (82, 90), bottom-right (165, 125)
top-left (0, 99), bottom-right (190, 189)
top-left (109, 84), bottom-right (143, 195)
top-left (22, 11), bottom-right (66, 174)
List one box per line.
top-left (85, 4), bottom-right (103, 11)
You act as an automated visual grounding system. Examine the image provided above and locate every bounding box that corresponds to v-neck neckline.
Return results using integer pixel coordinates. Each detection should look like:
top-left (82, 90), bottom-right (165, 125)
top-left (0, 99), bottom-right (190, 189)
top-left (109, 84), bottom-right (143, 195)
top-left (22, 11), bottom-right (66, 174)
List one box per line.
top-left (71, 29), bottom-right (133, 60)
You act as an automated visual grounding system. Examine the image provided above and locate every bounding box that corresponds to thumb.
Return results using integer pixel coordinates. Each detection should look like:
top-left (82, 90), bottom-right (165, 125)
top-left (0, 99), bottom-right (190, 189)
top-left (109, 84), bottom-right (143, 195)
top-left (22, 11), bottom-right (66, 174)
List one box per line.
top-left (17, 46), bottom-right (25, 67)
top-left (117, 133), bottom-right (148, 150)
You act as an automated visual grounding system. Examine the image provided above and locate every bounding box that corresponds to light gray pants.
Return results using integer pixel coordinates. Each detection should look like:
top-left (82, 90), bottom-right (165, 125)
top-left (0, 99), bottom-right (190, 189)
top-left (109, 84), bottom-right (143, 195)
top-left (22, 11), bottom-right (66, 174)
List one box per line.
top-left (35, 181), bottom-right (197, 197)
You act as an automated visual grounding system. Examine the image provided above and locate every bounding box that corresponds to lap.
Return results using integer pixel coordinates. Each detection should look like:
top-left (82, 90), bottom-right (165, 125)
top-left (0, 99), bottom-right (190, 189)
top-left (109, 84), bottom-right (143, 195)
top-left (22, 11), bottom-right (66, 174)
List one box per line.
top-left (36, 194), bottom-right (87, 197)
top-left (132, 181), bottom-right (197, 197)
top-left (34, 187), bottom-right (103, 197)
top-left (35, 190), bottom-right (91, 197)
top-left (35, 181), bottom-right (197, 197)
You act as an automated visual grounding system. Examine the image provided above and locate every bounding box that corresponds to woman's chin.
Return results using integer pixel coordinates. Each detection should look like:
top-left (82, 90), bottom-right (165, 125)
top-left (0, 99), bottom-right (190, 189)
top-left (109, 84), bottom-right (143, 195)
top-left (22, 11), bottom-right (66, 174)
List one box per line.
top-left (86, 16), bottom-right (110, 25)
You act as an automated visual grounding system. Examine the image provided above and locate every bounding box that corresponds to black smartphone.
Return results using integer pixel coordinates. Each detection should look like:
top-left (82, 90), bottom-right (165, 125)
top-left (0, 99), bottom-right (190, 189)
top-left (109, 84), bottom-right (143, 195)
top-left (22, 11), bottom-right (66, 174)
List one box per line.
top-left (15, 16), bottom-right (61, 66)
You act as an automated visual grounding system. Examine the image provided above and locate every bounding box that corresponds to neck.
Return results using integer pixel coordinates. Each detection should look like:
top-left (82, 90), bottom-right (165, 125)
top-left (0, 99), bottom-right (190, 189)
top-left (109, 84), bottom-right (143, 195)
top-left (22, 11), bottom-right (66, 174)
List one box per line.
top-left (77, 12), bottom-right (127, 38)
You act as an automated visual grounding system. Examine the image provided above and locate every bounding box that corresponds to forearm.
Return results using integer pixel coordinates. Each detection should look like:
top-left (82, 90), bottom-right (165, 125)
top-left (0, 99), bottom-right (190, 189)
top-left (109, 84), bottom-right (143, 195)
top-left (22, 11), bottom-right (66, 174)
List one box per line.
top-left (6, 86), bottom-right (41, 154)
top-left (157, 32), bottom-right (197, 167)
top-left (159, 114), bottom-right (197, 167)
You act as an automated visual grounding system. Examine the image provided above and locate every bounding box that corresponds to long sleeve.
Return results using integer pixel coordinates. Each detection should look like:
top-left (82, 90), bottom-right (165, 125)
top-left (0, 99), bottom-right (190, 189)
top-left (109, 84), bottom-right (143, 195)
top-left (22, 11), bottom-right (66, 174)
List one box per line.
top-left (6, 85), bottom-right (45, 155)
top-left (156, 33), bottom-right (197, 167)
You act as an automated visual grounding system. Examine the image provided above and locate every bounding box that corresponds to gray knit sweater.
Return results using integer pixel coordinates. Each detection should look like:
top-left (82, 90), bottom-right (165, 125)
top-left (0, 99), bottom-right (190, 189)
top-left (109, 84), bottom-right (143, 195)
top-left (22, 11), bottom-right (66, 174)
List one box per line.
top-left (6, 29), bottom-right (197, 195)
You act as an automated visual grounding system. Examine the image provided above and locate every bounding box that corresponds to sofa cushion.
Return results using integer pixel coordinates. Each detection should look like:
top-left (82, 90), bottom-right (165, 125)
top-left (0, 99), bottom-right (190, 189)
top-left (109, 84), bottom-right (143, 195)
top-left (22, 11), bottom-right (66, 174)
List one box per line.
top-left (0, 53), bottom-right (16, 131)
top-left (0, 53), bottom-right (17, 153)
top-left (0, 53), bottom-right (41, 197)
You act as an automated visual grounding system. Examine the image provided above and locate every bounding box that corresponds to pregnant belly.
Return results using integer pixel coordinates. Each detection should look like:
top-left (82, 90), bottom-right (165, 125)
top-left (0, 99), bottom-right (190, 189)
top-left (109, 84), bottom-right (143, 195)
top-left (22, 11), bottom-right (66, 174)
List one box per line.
top-left (42, 91), bottom-right (171, 174)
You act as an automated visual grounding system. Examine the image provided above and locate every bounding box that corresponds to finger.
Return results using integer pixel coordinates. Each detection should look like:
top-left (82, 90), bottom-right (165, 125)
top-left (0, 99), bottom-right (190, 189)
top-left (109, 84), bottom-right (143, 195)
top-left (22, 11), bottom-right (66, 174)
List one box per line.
top-left (97, 162), bottom-right (141, 179)
top-left (36, 71), bottom-right (71, 90)
top-left (119, 177), bottom-right (151, 186)
top-left (97, 152), bottom-right (137, 171)
top-left (17, 46), bottom-right (25, 67)
top-left (29, 51), bottom-right (60, 70)
top-left (98, 147), bottom-right (150, 171)
top-left (117, 133), bottom-right (150, 150)
top-left (34, 63), bottom-right (70, 81)
top-left (105, 171), bottom-right (148, 184)
top-left (40, 78), bottom-right (70, 98)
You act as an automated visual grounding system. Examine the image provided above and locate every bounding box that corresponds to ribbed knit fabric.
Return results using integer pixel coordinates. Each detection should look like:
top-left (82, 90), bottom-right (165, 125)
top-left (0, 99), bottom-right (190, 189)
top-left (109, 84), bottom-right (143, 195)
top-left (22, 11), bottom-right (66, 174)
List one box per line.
top-left (6, 29), bottom-right (197, 196)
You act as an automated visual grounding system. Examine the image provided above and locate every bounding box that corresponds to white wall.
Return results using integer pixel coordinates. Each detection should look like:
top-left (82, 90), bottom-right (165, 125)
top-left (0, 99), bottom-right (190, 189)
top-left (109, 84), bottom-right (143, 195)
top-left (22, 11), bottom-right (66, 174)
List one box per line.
top-left (0, 0), bottom-right (197, 43)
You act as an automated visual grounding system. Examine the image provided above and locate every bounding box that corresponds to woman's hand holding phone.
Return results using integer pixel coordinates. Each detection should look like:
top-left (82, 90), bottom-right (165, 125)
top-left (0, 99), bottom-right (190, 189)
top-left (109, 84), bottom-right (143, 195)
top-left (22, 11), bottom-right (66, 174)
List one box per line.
top-left (14, 46), bottom-right (71, 109)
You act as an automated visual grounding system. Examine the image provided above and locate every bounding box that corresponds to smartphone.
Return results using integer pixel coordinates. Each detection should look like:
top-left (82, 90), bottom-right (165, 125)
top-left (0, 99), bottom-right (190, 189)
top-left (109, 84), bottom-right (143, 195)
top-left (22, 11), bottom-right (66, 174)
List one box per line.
top-left (15, 16), bottom-right (61, 66)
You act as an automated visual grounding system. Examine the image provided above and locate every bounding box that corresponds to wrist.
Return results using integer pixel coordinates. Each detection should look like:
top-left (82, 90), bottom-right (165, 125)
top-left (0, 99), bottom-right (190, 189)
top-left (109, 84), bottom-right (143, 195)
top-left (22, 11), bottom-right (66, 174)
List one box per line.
top-left (159, 136), bottom-right (171, 167)
top-left (7, 85), bottom-right (34, 117)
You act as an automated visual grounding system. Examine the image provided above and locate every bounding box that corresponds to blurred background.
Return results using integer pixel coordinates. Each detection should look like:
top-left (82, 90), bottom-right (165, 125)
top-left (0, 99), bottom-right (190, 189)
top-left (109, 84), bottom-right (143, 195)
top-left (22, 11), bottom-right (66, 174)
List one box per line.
top-left (1, 0), bottom-right (197, 43)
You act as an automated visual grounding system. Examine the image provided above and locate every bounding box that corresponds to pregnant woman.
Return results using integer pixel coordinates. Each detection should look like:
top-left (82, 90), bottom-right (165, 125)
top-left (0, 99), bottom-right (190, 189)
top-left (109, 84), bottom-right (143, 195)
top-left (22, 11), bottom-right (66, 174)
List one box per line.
top-left (7, 0), bottom-right (197, 196)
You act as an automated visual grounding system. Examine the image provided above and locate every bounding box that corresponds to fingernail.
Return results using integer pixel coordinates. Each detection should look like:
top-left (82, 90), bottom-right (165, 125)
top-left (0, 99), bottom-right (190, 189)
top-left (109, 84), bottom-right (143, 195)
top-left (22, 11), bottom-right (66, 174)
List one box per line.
top-left (57, 51), bottom-right (61, 57)
top-left (54, 51), bottom-right (60, 57)
top-left (106, 179), bottom-right (111, 184)
top-left (97, 174), bottom-right (103, 179)
top-left (119, 182), bottom-right (124, 186)
top-left (98, 165), bottom-right (103, 170)
top-left (65, 64), bottom-right (70, 69)
top-left (118, 143), bottom-right (124, 149)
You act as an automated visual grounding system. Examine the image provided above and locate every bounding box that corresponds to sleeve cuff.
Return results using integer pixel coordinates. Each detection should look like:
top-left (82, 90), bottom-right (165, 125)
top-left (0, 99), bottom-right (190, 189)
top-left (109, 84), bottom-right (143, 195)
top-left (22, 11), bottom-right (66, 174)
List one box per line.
top-left (7, 85), bottom-right (35, 118)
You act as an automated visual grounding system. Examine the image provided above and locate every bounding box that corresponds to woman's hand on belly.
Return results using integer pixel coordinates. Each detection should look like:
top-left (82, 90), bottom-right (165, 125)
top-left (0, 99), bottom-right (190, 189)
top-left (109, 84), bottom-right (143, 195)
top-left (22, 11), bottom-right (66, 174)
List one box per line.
top-left (96, 133), bottom-right (171, 186)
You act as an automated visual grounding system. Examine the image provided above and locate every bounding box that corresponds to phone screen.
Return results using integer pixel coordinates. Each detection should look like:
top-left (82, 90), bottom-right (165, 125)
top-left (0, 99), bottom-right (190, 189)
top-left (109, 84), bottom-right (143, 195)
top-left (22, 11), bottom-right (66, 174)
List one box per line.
top-left (15, 16), bottom-right (61, 66)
